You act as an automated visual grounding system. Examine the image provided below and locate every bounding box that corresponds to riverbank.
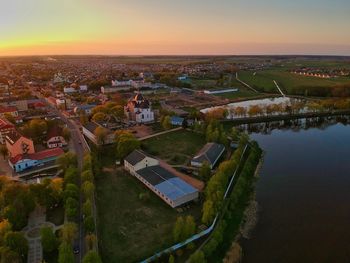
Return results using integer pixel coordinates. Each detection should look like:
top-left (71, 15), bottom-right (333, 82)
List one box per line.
top-left (222, 153), bottom-right (264, 263)
top-left (198, 142), bottom-right (263, 262)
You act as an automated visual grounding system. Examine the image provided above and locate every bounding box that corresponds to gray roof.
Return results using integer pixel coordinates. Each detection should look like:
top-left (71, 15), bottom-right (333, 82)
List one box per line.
top-left (124, 150), bottom-right (148, 166)
top-left (83, 122), bottom-right (99, 133)
top-left (192, 142), bottom-right (225, 166)
top-left (137, 165), bottom-right (176, 185)
top-left (137, 165), bottom-right (197, 202)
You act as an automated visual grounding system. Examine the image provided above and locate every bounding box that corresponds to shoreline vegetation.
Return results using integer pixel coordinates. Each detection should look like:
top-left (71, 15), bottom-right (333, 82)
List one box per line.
top-left (187, 140), bottom-right (263, 263)
top-left (221, 153), bottom-right (264, 263)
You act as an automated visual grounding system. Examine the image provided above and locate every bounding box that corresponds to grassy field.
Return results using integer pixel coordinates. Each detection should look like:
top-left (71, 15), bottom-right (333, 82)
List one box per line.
top-left (96, 169), bottom-right (201, 263)
top-left (141, 129), bottom-right (206, 165)
top-left (238, 70), bottom-right (350, 95)
top-left (214, 89), bottom-right (258, 100)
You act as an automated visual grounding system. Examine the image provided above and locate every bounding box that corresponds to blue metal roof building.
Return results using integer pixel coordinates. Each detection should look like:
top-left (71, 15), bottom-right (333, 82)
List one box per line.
top-left (134, 164), bottom-right (199, 208)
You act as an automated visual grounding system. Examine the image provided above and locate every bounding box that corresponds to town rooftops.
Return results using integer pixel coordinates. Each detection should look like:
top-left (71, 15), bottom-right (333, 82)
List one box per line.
top-left (137, 165), bottom-right (197, 202)
top-left (0, 106), bottom-right (17, 113)
top-left (5, 130), bottom-right (25, 145)
top-left (0, 118), bottom-right (15, 130)
top-left (124, 149), bottom-right (150, 166)
top-left (9, 148), bottom-right (64, 165)
top-left (191, 142), bottom-right (225, 168)
top-left (75, 104), bottom-right (96, 111)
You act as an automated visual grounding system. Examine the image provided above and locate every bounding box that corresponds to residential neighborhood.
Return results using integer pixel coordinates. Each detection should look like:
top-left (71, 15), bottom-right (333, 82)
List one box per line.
top-left (0, 54), bottom-right (349, 263)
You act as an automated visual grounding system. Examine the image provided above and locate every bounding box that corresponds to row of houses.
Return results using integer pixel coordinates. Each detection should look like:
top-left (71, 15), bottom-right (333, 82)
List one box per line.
top-left (0, 118), bottom-right (66, 173)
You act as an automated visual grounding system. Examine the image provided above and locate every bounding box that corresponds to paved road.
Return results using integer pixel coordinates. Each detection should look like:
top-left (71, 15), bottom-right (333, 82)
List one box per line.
top-left (273, 80), bottom-right (286, 97)
top-left (236, 72), bottom-right (259, 93)
top-left (48, 106), bottom-right (88, 263)
top-left (29, 88), bottom-right (88, 262)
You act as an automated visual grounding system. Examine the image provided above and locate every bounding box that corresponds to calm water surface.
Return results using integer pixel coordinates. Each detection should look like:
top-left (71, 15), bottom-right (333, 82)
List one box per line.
top-left (242, 122), bottom-right (350, 263)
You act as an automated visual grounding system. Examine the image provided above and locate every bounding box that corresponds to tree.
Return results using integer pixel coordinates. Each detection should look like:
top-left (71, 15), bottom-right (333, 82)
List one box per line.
top-left (83, 216), bottom-right (95, 234)
top-left (58, 242), bottom-right (75, 263)
top-left (0, 246), bottom-right (21, 263)
top-left (110, 105), bottom-right (124, 120)
top-left (162, 115), bottom-right (172, 130)
top-left (56, 152), bottom-right (77, 171)
top-left (82, 154), bottom-right (92, 171)
top-left (4, 231), bottom-right (28, 261)
top-left (92, 112), bottom-right (106, 122)
top-left (189, 250), bottom-right (206, 263)
top-left (1, 182), bottom-right (36, 230)
top-left (83, 200), bottom-right (92, 217)
top-left (169, 254), bottom-right (175, 263)
top-left (62, 127), bottom-right (71, 143)
top-left (202, 200), bottom-right (215, 225)
top-left (173, 216), bottom-right (184, 242)
top-left (64, 184), bottom-right (79, 201)
top-left (230, 127), bottom-right (240, 142)
top-left (64, 166), bottom-right (79, 185)
top-left (85, 234), bottom-right (97, 251)
top-left (60, 223), bottom-right (78, 244)
top-left (82, 250), bottom-right (102, 263)
top-left (81, 170), bottom-right (94, 183)
top-left (184, 216), bottom-right (196, 239)
top-left (65, 197), bottom-right (79, 220)
top-left (199, 161), bottom-right (211, 181)
top-left (0, 220), bottom-right (11, 245)
top-left (0, 144), bottom-right (8, 160)
top-left (26, 119), bottom-right (48, 138)
top-left (116, 134), bottom-right (140, 159)
top-left (82, 181), bottom-right (95, 200)
top-left (94, 126), bottom-right (108, 145)
top-left (40, 226), bottom-right (58, 254)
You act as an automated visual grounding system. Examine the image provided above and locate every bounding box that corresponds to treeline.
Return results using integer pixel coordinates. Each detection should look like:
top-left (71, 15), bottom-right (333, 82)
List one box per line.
top-left (56, 152), bottom-right (79, 263)
top-left (290, 83), bottom-right (350, 97)
top-left (80, 153), bottom-right (102, 262)
top-left (194, 141), bottom-right (262, 263)
top-left (55, 151), bottom-right (102, 262)
top-left (0, 177), bottom-right (35, 262)
top-left (201, 134), bottom-right (248, 226)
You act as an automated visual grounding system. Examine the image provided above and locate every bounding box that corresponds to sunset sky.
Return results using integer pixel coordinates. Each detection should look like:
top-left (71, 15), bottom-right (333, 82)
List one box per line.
top-left (1, 0), bottom-right (350, 56)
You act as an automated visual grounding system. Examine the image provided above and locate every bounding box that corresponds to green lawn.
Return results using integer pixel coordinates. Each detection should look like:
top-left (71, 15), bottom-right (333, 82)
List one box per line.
top-left (96, 169), bottom-right (201, 263)
top-left (238, 70), bottom-right (350, 95)
top-left (214, 89), bottom-right (259, 100)
top-left (141, 130), bottom-right (206, 165)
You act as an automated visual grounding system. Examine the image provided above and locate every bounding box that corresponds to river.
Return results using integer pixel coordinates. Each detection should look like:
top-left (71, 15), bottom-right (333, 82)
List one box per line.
top-left (241, 118), bottom-right (350, 263)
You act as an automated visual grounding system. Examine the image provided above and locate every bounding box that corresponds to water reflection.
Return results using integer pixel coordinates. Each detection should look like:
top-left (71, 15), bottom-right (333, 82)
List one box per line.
top-left (234, 115), bottom-right (350, 135)
top-left (240, 118), bottom-right (350, 263)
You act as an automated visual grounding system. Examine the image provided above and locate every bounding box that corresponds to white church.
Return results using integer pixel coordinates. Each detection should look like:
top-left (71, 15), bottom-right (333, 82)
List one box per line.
top-left (124, 93), bottom-right (155, 123)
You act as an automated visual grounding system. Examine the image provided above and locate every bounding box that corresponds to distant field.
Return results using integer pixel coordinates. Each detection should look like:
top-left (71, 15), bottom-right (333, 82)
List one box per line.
top-left (96, 169), bottom-right (201, 263)
top-left (214, 89), bottom-right (258, 100)
top-left (141, 129), bottom-right (206, 165)
top-left (238, 70), bottom-right (350, 95)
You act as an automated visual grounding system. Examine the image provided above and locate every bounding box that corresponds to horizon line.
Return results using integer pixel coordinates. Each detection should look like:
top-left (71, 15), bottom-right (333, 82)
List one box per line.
top-left (1, 54), bottom-right (350, 58)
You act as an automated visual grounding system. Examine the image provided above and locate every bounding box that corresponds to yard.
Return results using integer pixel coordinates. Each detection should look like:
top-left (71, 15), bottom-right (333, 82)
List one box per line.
top-left (96, 169), bottom-right (201, 262)
top-left (141, 129), bottom-right (206, 165)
